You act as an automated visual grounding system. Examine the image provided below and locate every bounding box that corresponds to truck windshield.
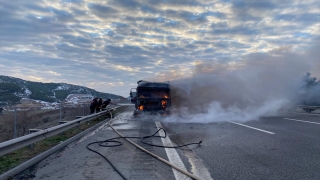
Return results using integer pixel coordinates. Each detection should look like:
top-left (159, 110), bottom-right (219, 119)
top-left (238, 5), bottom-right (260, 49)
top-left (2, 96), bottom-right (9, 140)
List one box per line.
top-left (138, 90), bottom-right (169, 98)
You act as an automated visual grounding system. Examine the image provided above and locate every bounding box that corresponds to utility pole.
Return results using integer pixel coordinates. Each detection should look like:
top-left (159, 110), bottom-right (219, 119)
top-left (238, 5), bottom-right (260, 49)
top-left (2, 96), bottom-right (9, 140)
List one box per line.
top-left (83, 103), bottom-right (85, 116)
top-left (60, 103), bottom-right (62, 121)
top-left (14, 108), bottom-right (17, 138)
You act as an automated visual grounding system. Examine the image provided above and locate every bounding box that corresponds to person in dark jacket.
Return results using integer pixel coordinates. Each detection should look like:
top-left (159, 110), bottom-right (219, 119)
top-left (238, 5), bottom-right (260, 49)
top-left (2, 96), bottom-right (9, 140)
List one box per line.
top-left (90, 98), bottom-right (98, 114)
top-left (96, 98), bottom-right (103, 113)
top-left (100, 99), bottom-right (111, 110)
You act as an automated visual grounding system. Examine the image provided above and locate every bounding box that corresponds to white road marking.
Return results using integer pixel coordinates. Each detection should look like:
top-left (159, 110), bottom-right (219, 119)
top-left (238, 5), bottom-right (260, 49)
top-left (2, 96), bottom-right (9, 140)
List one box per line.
top-left (283, 118), bottom-right (320, 125)
top-left (228, 121), bottom-right (275, 134)
top-left (155, 122), bottom-right (191, 180)
top-left (183, 150), bottom-right (213, 180)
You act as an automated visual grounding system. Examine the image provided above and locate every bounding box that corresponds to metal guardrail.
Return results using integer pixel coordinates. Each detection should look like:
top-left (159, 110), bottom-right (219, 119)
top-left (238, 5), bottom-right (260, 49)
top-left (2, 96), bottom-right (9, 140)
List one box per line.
top-left (296, 105), bottom-right (320, 113)
top-left (297, 105), bottom-right (320, 108)
top-left (0, 106), bottom-right (122, 157)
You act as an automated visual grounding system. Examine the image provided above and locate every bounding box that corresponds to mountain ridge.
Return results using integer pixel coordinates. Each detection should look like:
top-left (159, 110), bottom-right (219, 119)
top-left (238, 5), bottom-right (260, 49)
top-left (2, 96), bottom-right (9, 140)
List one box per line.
top-left (0, 75), bottom-right (123, 106)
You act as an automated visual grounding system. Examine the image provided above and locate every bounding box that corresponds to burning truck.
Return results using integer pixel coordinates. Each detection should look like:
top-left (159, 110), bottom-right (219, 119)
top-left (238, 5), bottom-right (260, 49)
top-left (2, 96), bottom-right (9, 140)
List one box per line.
top-left (130, 80), bottom-right (171, 117)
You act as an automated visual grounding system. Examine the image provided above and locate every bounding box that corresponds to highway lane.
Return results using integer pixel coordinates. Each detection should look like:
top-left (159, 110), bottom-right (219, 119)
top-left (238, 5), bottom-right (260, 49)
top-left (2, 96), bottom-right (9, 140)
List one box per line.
top-left (162, 113), bottom-right (320, 180)
top-left (15, 110), bottom-right (319, 180)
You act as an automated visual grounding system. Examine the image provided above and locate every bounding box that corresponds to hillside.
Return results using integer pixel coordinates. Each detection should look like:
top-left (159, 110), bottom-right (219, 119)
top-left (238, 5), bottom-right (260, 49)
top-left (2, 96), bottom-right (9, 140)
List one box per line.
top-left (0, 75), bottom-right (122, 106)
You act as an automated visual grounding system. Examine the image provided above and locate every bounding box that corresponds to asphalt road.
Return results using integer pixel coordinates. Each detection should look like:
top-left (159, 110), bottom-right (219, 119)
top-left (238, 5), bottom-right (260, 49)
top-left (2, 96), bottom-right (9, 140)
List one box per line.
top-left (161, 112), bottom-right (320, 180)
top-left (15, 108), bottom-right (320, 180)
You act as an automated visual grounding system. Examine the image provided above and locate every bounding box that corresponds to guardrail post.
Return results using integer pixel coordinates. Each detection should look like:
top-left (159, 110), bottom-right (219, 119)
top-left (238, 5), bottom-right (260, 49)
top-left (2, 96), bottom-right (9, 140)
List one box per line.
top-left (28, 129), bottom-right (42, 148)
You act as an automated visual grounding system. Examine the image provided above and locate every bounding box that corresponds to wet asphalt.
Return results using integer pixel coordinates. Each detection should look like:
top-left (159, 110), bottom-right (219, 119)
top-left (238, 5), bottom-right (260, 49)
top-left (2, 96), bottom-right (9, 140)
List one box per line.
top-left (161, 113), bottom-right (320, 180)
top-left (15, 108), bottom-right (320, 180)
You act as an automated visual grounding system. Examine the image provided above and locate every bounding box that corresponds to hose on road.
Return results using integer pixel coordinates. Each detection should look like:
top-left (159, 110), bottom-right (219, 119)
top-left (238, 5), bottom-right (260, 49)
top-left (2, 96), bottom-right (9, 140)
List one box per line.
top-left (86, 108), bottom-right (202, 180)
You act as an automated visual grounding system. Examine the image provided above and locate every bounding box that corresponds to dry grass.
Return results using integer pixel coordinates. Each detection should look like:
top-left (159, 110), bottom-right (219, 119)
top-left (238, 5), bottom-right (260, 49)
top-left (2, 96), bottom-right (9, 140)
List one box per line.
top-left (0, 105), bottom-right (91, 142)
top-left (0, 106), bottom-right (126, 174)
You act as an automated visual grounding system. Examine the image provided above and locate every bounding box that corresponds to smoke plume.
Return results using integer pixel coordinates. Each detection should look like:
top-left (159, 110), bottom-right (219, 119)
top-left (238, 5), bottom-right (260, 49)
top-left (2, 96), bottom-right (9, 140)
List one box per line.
top-left (163, 45), bottom-right (320, 123)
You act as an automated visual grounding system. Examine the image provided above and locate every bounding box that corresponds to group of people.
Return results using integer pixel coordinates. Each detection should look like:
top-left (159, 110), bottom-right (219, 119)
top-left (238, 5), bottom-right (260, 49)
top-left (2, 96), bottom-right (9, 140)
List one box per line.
top-left (90, 98), bottom-right (112, 114)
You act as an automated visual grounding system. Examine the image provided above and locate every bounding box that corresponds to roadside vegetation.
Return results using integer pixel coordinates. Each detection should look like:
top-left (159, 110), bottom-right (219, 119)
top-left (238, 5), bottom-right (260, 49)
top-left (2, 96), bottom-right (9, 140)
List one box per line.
top-left (0, 105), bottom-right (91, 142)
top-left (0, 83), bottom-right (23, 105)
top-left (0, 106), bottom-right (126, 174)
top-left (301, 73), bottom-right (320, 106)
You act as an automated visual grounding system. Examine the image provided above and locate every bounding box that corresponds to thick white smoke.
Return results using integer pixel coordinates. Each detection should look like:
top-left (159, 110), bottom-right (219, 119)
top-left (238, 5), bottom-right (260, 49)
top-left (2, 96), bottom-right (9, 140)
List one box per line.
top-left (162, 45), bottom-right (319, 123)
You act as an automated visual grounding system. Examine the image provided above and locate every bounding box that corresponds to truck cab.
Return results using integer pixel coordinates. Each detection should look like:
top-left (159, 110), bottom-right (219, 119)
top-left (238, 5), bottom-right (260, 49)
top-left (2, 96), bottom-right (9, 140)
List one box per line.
top-left (130, 80), bottom-right (171, 117)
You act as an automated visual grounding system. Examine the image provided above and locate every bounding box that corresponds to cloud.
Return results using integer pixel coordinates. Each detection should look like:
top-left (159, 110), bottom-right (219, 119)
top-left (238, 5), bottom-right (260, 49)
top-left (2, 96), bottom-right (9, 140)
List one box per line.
top-left (87, 3), bottom-right (119, 18)
top-left (0, 0), bottom-right (319, 97)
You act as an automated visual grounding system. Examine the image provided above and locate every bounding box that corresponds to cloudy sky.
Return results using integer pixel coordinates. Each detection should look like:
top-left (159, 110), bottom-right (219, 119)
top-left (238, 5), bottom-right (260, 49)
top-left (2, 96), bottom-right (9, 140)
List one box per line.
top-left (0, 0), bottom-right (319, 97)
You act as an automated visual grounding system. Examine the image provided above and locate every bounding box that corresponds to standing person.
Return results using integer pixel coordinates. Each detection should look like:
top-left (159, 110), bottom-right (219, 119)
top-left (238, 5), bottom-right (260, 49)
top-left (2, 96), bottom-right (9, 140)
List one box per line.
top-left (96, 98), bottom-right (103, 113)
top-left (90, 97), bottom-right (98, 114)
top-left (100, 99), bottom-right (111, 110)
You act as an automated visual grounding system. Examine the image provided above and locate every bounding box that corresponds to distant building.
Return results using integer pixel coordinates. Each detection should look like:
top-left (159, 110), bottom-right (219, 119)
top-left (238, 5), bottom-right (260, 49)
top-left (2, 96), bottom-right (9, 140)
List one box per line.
top-left (65, 94), bottom-right (94, 104)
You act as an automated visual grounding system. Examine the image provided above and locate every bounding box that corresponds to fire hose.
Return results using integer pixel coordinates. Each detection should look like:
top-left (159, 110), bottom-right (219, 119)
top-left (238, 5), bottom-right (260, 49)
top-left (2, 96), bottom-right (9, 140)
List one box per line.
top-left (86, 108), bottom-right (202, 180)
